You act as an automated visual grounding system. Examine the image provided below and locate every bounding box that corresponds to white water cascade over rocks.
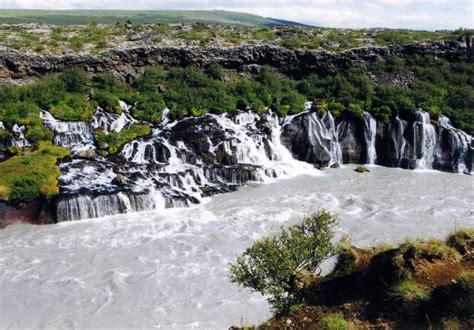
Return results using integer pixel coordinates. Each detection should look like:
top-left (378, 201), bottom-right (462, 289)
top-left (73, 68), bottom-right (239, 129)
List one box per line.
top-left (16, 103), bottom-right (468, 223)
top-left (363, 112), bottom-right (377, 164)
top-left (54, 110), bottom-right (317, 222)
top-left (413, 110), bottom-right (437, 169)
top-left (91, 101), bottom-right (138, 133)
top-left (40, 110), bottom-right (94, 152)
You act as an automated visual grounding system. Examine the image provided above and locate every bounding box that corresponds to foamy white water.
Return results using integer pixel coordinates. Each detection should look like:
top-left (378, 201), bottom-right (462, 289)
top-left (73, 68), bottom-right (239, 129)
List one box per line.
top-left (0, 165), bottom-right (473, 329)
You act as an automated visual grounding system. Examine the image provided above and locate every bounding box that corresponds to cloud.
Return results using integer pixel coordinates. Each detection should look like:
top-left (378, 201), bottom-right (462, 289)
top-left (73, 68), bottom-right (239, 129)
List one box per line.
top-left (1, 0), bottom-right (472, 30)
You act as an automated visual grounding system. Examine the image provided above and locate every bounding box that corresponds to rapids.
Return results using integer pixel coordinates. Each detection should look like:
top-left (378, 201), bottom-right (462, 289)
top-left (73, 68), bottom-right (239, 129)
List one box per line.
top-left (1, 165), bottom-right (473, 329)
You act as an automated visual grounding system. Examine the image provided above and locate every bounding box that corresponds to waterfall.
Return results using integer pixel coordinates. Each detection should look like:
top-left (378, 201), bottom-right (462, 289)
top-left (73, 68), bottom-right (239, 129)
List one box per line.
top-left (10, 124), bottom-right (31, 148)
top-left (56, 191), bottom-right (166, 221)
top-left (40, 110), bottom-right (94, 151)
top-left (57, 110), bottom-right (319, 222)
top-left (438, 115), bottom-right (472, 174)
top-left (53, 106), bottom-right (472, 222)
top-left (392, 116), bottom-right (407, 167)
top-left (414, 110), bottom-right (437, 169)
top-left (363, 112), bottom-right (377, 165)
top-left (92, 102), bottom-right (137, 133)
top-left (322, 111), bottom-right (343, 167)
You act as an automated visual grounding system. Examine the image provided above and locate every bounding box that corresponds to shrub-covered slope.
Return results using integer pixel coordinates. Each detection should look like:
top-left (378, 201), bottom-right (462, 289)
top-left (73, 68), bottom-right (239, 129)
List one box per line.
top-left (230, 220), bottom-right (474, 329)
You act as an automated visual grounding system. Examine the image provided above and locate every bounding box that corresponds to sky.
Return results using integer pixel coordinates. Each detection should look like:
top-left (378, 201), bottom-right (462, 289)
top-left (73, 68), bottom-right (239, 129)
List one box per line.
top-left (0, 0), bottom-right (473, 30)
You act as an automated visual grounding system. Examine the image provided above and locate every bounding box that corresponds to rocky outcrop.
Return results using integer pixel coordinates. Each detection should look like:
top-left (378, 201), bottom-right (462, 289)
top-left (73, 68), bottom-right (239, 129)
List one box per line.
top-left (0, 40), bottom-right (470, 82)
top-left (0, 199), bottom-right (53, 227)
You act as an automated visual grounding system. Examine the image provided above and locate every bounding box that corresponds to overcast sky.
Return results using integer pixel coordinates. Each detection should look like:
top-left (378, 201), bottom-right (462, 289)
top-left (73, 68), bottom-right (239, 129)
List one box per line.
top-left (1, 0), bottom-right (473, 30)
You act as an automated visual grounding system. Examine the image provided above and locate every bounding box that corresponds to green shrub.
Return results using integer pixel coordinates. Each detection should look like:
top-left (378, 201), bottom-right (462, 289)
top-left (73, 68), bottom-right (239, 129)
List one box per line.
top-left (92, 90), bottom-right (121, 114)
top-left (95, 124), bottom-right (151, 154)
top-left (354, 165), bottom-right (369, 173)
top-left (132, 93), bottom-right (166, 123)
top-left (0, 142), bottom-right (70, 203)
top-left (229, 210), bottom-right (338, 313)
top-left (49, 94), bottom-right (95, 121)
top-left (319, 314), bottom-right (351, 330)
top-left (61, 68), bottom-right (88, 93)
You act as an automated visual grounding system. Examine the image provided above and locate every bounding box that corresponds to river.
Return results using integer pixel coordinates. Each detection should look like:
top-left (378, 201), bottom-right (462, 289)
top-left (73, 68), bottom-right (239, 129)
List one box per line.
top-left (0, 165), bottom-right (473, 329)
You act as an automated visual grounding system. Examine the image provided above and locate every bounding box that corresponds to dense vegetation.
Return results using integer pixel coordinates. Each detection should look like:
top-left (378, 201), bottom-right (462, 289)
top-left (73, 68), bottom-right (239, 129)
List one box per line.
top-left (0, 51), bottom-right (472, 204)
top-left (1, 53), bottom-right (472, 136)
top-left (0, 142), bottom-right (69, 203)
top-left (231, 217), bottom-right (474, 329)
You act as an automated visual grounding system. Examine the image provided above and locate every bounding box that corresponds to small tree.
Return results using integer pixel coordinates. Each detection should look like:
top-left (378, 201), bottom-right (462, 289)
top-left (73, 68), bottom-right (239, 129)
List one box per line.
top-left (229, 210), bottom-right (338, 314)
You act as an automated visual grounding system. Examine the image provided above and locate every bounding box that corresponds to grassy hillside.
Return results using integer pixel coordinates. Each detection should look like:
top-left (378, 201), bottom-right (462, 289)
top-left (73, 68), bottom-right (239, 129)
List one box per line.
top-left (0, 9), bottom-right (303, 27)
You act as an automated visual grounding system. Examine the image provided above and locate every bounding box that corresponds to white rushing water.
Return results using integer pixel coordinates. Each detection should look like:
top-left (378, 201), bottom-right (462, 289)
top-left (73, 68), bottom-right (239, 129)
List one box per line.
top-left (363, 112), bottom-right (377, 165)
top-left (1, 165), bottom-right (473, 329)
top-left (414, 110), bottom-right (437, 169)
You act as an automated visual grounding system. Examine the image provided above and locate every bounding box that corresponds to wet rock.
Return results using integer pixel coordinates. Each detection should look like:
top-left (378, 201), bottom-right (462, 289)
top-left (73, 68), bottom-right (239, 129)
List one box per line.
top-left (75, 149), bottom-right (96, 160)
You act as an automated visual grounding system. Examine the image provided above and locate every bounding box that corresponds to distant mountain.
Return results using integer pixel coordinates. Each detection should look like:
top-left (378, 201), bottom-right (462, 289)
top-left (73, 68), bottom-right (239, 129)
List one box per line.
top-left (0, 9), bottom-right (307, 27)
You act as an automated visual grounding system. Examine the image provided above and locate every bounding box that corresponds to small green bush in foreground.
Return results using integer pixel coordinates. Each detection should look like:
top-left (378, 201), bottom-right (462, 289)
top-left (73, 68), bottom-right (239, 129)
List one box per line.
top-left (229, 210), bottom-right (338, 313)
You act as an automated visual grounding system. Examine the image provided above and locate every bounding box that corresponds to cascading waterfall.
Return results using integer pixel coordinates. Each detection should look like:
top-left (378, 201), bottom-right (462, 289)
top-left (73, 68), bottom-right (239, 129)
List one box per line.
top-left (92, 102), bottom-right (137, 133)
top-left (414, 110), bottom-right (437, 169)
top-left (363, 112), bottom-right (377, 165)
top-left (10, 124), bottom-right (31, 148)
top-left (322, 111), bottom-right (343, 167)
top-left (56, 109), bottom-right (319, 222)
top-left (392, 116), bottom-right (406, 166)
top-left (35, 101), bottom-right (470, 223)
top-left (40, 110), bottom-right (94, 151)
top-left (438, 115), bottom-right (472, 173)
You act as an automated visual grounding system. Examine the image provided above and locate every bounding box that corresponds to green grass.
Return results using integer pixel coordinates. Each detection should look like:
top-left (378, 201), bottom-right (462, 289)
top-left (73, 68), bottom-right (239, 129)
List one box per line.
top-left (0, 142), bottom-right (70, 203)
top-left (392, 279), bottom-right (430, 303)
top-left (400, 238), bottom-right (461, 261)
top-left (0, 10), bottom-right (299, 27)
top-left (331, 237), bottom-right (359, 277)
top-left (95, 124), bottom-right (151, 154)
top-left (446, 228), bottom-right (474, 255)
top-left (319, 314), bottom-right (351, 330)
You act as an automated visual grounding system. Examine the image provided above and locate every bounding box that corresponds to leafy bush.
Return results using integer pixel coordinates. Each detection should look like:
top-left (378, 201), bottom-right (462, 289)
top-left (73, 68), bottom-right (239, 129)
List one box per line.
top-left (61, 68), bottom-right (88, 93)
top-left (229, 210), bottom-right (338, 313)
top-left (92, 90), bottom-right (121, 114)
top-left (132, 93), bottom-right (166, 123)
top-left (49, 94), bottom-right (95, 121)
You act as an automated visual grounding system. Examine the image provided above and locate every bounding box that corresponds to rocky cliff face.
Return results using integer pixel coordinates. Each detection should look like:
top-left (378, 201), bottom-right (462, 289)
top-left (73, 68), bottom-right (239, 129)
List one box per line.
top-left (0, 40), bottom-right (470, 83)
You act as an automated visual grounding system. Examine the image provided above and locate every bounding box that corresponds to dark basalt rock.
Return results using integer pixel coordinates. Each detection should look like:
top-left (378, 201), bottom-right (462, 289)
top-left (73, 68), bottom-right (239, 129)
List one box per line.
top-left (338, 116), bottom-right (365, 164)
top-left (281, 112), bottom-right (332, 168)
top-left (0, 199), bottom-right (54, 227)
top-left (0, 41), bottom-right (469, 83)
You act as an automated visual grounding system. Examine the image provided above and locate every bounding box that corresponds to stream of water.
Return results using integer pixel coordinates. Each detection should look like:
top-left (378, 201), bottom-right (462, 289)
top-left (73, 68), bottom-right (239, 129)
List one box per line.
top-left (0, 165), bottom-right (473, 329)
